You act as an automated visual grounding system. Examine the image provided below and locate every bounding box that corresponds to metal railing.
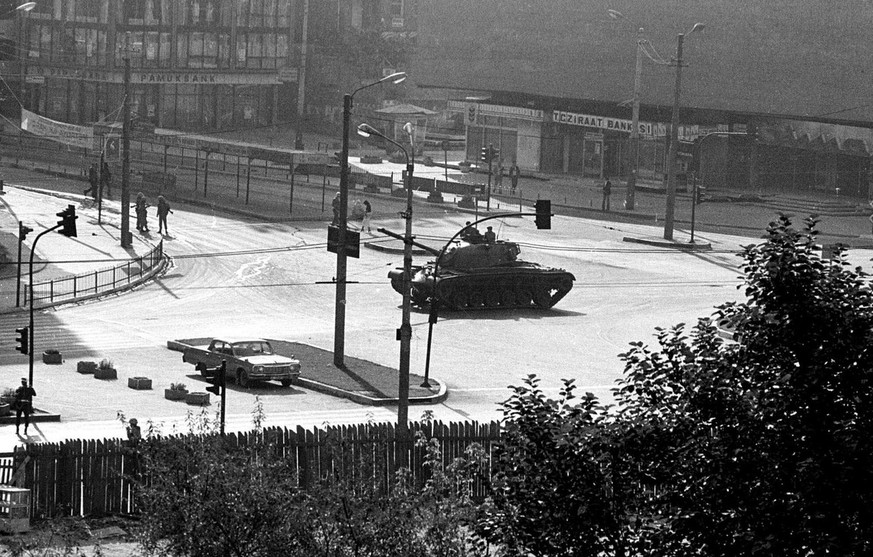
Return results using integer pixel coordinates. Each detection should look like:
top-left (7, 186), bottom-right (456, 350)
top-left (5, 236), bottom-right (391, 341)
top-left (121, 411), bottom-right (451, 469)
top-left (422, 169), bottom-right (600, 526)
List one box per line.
top-left (24, 241), bottom-right (165, 308)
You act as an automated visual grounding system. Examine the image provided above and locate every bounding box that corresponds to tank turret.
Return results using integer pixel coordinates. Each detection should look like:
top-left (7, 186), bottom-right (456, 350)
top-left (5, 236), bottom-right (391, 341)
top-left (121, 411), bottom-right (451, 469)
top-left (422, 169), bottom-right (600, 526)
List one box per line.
top-left (388, 240), bottom-right (574, 310)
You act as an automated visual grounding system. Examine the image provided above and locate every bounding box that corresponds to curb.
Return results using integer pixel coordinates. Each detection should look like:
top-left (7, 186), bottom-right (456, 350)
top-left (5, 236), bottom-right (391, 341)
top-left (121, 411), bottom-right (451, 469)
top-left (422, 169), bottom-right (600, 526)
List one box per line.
top-left (622, 236), bottom-right (713, 250)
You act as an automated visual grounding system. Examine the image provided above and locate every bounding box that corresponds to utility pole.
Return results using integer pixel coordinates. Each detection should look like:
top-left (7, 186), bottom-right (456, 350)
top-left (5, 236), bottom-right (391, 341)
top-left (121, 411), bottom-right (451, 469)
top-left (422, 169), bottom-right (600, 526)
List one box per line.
top-left (121, 58), bottom-right (131, 247)
top-left (663, 33), bottom-right (685, 241)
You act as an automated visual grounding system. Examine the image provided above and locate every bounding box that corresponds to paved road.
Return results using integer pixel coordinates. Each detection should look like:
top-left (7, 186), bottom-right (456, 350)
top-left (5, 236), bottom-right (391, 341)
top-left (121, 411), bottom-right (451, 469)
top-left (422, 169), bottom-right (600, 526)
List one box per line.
top-left (3, 164), bottom-right (873, 452)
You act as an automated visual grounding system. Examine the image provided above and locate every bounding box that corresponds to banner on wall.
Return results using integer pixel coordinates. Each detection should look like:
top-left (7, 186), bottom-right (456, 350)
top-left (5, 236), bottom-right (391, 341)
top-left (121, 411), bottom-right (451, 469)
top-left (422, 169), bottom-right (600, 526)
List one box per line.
top-left (20, 109), bottom-right (94, 150)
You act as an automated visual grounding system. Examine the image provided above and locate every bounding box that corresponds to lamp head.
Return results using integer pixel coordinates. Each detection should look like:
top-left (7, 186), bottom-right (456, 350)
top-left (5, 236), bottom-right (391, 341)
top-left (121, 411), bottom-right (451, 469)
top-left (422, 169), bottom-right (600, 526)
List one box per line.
top-left (402, 122), bottom-right (414, 136)
top-left (16, 2), bottom-right (36, 11)
top-left (357, 123), bottom-right (378, 138)
top-left (607, 9), bottom-right (623, 19)
top-left (383, 71), bottom-right (407, 85)
top-left (688, 22), bottom-right (705, 35)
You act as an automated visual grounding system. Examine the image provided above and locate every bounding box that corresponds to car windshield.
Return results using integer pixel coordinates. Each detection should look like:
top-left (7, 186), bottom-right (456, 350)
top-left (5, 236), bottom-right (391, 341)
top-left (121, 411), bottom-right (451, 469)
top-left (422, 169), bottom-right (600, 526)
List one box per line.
top-left (232, 342), bottom-right (274, 357)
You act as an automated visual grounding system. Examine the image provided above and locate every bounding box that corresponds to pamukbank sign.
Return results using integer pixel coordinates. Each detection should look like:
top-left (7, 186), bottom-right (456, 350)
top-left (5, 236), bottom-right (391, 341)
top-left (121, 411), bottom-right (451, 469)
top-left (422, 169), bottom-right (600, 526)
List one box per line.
top-left (552, 110), bottom-right (655, 136)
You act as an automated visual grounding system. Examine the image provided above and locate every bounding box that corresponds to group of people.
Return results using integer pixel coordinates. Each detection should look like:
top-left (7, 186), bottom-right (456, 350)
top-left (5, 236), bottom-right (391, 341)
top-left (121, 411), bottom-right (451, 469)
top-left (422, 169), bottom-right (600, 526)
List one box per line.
top-left (133, 192), bottom-right (173, 234)
top-left (494, 159), bottom-right (522, 195)
top-left (331, 192), bottom-right (373, 233)
top-left (460, 222), bottom-right (497, 244)
top-left (83, 161), bottom-right (112, 201)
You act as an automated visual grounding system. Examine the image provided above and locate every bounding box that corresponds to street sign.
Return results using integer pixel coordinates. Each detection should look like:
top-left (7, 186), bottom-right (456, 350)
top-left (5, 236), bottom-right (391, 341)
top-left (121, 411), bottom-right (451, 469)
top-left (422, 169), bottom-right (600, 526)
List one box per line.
top-left (327, 226), bottom-right (360, 259)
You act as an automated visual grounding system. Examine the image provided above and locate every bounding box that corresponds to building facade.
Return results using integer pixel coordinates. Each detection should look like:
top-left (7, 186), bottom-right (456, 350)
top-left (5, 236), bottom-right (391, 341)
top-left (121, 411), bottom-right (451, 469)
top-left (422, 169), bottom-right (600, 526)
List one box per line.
top-left (11, 0), bottom-right (414, 133)
top-left (453, 93), bottom-right (873, 200)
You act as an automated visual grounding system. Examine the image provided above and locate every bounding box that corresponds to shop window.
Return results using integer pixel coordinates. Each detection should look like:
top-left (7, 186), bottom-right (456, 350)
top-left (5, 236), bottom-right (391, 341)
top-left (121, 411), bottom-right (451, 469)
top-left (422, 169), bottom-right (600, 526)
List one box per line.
top-left (124, 0), bottom-right (146, 24)
top-left (176, 34), bottom-right (188, 66)
top-left (144, 32), bottom-right (159, 66)
top-left (159, 32), bottom-right (171, 64)
top-left (188, 32), bottom-right (204, 68)
top-left (77, 0), bottom-right (101, 22)
top-left (217, 34), bottom-right (230, 68)
top-left (160, 83), bottom-right (176, 128)
top-left (277, 0), bottom-right (289, 26)
top-left (203, 32), bottom-right (218, 68)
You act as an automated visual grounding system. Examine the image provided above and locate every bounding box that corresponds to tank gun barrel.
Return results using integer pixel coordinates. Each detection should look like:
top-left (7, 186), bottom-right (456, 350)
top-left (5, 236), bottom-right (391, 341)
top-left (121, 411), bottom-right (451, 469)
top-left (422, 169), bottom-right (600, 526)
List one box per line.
top-left (377, 227), bottom-right (442, 256)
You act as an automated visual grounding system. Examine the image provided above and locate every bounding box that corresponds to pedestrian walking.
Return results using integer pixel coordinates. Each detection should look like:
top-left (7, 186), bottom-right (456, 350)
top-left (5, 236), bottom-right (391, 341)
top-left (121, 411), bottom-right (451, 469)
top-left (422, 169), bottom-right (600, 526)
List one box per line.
top-left (134, 192), bottom-right (150, 232)
top-left (157, 195), bottom-right (173, 235)
top-left (84, 163), bottom-right (99, 199)
top-left (331, 191), bottom-right (341, 225)
top-left (602, 177), bottom-right (612, 211)
top-left (494, 159), bottom-right (504, 192)
top-left (509, 159), bottom-right (520, 195)
top-left (484, 226), bottom-right (497, 244)
top-left (100, 161), bottom-right (112, 198)
top-left (362, 199), bottom-right (372, 232)
top-left (14, 378), bottom-right (35, 436)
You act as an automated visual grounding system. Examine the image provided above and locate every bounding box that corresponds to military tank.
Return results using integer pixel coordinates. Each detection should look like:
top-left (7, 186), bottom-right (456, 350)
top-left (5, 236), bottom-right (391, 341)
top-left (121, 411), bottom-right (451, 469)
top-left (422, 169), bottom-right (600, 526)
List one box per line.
top-left (388, 240), bottom-right (575, 310)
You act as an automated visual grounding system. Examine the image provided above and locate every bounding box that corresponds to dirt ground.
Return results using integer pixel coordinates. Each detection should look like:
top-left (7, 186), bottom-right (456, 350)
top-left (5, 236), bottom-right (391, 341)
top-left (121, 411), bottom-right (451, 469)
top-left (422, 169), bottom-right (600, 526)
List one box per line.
top-left (0, 516), bottom-right (143, 556)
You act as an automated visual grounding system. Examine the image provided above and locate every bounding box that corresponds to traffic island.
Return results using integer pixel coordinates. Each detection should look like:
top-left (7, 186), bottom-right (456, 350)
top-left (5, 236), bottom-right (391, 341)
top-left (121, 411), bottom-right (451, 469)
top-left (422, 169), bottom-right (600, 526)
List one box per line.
top-left (167, 339), bottom-right (448, 406)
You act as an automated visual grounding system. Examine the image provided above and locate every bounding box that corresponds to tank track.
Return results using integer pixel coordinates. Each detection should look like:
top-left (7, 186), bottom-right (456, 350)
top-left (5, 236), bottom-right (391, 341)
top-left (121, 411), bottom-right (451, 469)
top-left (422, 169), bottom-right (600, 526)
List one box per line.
top-left (390, 267), bottom-right (574, 311)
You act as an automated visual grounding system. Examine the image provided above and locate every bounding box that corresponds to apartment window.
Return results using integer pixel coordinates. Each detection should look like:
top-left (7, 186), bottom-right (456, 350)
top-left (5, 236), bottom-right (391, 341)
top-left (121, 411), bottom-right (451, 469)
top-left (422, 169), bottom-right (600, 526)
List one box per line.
top-left (390, 0), bottom-right (404, 17)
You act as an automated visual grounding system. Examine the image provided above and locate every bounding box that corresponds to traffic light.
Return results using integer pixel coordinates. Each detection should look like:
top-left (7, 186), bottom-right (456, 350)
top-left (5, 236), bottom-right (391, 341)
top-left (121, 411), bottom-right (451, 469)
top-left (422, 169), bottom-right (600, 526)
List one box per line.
top-left (479, 147), bottom-right (489, 164)
top-left (206, 360), bottom-right (226, 396)
top-left (535, 199), bottom-right (551, 230)
top-left (56, 205), bottom-right (77, 237)
top-left (695, 186), bottom-right (708, 205)
top-left (18, 222), bottom-right (33, 240)
top-left (489, 146), bottom-right (500, 162)
top-left (15, 326), bottom-right (28, 355)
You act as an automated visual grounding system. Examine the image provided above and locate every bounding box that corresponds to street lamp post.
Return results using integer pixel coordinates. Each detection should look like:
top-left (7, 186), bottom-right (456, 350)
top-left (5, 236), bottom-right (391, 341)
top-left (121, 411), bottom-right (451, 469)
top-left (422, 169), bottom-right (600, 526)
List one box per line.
top-left (16, 2), bottom-right (35, 110)
top-left (357, 121), bottom-right (414, 467)
top-left (663, 23), bottom-right (704, 241)
top-left (626, 26), bottom-right (644, 211)
top-left (334, 71), bottom-right (406, 368)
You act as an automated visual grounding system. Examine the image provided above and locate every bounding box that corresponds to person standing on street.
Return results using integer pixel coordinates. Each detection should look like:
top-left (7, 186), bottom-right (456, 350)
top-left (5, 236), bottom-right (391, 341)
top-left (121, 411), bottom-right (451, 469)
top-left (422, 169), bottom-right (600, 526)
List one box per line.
top-left (362, 199), bottom-right (372, 233)
top-left (484, 226), bottom-right (497, 244)
top-left (331, 191), bottom-right (341, 225)
top-left (494, 159), bottom-right (504, 193)
top-left (134, 192), bottom-right (150, 232)
top-left (14, 378), bottom-right (35, 436)
top-left (602, 177), bottom-right (612, 211)
top-left (509, 159), bottom-right (520, 195)
top-left (100, 161), bottom-right (112, 198)
top-left (84, 163), bottom-right (99, 199)
top-left (157, 195), bottom-right (173, 235)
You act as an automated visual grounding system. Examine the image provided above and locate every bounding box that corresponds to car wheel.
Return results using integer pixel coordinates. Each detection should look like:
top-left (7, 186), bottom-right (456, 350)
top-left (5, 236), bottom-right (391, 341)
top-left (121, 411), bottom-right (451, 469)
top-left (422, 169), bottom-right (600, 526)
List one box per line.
top-left (237, 369), bottom-right (249, 388)
top-left (196, 362), bottom-right (209, 377)
top-left (281, 379), bottom-right (292, 388)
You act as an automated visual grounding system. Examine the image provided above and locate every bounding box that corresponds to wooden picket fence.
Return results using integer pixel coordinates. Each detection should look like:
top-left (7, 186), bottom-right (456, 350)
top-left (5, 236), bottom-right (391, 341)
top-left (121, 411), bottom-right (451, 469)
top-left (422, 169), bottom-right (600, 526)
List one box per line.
top-left (1, 420), bottom-right (501, 519)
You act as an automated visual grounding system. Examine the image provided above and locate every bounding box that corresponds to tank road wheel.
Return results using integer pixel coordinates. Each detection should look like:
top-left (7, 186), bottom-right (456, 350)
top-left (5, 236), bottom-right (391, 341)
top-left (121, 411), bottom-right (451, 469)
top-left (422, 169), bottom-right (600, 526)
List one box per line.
top-left (237, 368), bottom-right (250, 388)
top-left (516, 288), bottom-right (533, 307)
top-left (500, 289), bottom-right (517, 307)
top-left (533, 286), bottom-right (553, 308)
top-left (469, 290), bottom-right (485, 309)
top-left (485, 289), bottom-right (501, 308)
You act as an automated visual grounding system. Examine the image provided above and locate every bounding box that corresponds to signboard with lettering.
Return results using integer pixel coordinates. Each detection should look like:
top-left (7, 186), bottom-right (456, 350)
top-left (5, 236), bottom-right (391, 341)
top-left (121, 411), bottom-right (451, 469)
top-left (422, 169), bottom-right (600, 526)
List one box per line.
top-left (21, 108), bottom-right (94, 150)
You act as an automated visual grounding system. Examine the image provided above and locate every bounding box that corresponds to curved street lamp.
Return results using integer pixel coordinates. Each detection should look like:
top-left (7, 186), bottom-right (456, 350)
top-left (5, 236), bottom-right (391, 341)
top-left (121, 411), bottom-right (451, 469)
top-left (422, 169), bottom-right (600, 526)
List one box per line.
top-left (357, 120), bottom-right (414, 465)
top-left (663, 22), bottom-right (705, 240)
top-left (334, 71), bottom-right (406, 368)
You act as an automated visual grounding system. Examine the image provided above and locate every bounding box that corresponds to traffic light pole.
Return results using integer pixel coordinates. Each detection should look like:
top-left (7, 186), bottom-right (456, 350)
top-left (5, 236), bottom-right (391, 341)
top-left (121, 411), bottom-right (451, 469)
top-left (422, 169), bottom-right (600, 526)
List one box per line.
top-left (16, 222), bottom-right (33, 307)
top-left (27, 223), bottom-right (63, 386)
